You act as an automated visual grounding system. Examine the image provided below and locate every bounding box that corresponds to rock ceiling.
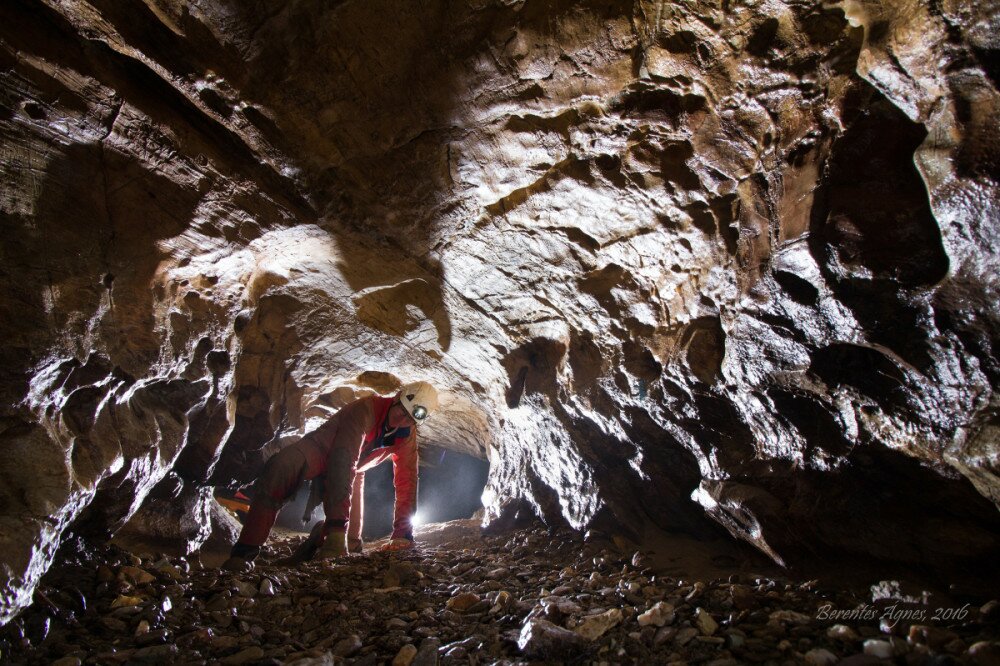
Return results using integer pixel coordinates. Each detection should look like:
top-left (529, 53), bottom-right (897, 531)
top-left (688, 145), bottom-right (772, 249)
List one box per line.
top-left (1, 0), bottom-right (999, 624)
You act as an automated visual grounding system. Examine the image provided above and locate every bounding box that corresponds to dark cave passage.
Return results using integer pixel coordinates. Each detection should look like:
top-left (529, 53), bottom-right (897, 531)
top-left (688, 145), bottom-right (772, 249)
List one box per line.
top-left (265, 447), bottom-right (491, 540)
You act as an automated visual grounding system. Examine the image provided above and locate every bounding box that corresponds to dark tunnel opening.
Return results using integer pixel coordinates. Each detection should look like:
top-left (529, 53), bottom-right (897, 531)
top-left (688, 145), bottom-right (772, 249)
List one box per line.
top-left (360, 446), bottom-right (490, 539)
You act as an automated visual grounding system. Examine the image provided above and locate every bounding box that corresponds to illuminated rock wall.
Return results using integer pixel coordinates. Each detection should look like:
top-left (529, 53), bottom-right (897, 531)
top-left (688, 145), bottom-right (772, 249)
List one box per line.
top-left (1, 0), bottom-right (998, 624)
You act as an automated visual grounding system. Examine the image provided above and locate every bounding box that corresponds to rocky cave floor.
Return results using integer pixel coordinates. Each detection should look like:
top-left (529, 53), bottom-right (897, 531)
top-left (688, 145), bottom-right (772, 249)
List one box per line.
top-left (2, 520), bottom-right (998, 666)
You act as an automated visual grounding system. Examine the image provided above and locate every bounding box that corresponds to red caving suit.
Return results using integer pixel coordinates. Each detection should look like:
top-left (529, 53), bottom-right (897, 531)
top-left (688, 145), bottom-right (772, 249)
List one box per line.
top-left (234, 394), bottom-right (418, 549)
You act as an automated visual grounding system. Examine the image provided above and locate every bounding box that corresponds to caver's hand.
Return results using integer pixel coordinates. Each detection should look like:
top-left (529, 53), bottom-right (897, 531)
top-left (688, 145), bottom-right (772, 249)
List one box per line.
top-left (379, 538), bottom-right (414, 552)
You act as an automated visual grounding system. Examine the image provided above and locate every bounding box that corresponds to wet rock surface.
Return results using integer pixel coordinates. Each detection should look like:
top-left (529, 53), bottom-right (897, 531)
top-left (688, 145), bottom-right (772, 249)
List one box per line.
top-left (3, 522), bottom-right (999, 665)
top-left (2, 0), bottom-right (1000, 627)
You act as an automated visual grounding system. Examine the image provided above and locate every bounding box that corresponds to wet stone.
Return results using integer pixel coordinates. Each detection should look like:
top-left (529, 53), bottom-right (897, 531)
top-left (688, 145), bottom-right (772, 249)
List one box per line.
top-left (134, 627), bottom-right (168, 647)
top-left (445, 591), bottom-right (480, 612)
top-left (392, 643), bottom-right (418, 666)
top-left (235, 580), bottom-right (257, 597)
top-left (981, 600), bottom-right (1000, 621)
top-left (332, 634), bottom-right (362, 657)
top-left (909, 624), bottom-right (961, 649)
top-left (654, 625), bottom-right (678, 646)
top-left (675, 626), bottom-right (699, 645)
top-left (110, 595), bottom-right (144, 609)
top-left (285, 652), bottom-right (337, 666)
top-left (211, 635), bottom-right (240, 650)
top-left (221, 646), bottom-right (265, 664)
top-left (119, 566), bottom-right (156, 585)
top-left (695, 607), bottom-right (719, 635)
top-left (50, 658), bottom-right (82, 666)
top-left (574, 608), bottom-right (623, 640)
top-left (412, 637), bottom-right (441, 666)
top-left (770, 609), bottom-right (812, 625)
top-left (804, 647), bottom-right (839, 665)
top-left (967, 641), bottom-right (1000, 666)
top-left (131, 643), bottom-right (179, 662)
top-left (4, 524), bottom-right (998, 666)
top-left (638, 601), bottom-right (675, 627)
top-left (518, 617), bottom-right (585, 658)
top-left (827, 623), bottom-right (860, 642)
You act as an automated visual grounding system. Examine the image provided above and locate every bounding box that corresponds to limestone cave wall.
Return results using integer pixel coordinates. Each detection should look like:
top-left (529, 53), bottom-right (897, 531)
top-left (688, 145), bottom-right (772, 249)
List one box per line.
top-left (1, 0), bottom-right (999, 625)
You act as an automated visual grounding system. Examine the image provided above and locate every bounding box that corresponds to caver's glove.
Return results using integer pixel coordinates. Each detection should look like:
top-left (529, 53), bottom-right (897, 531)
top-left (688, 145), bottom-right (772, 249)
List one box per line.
top-left (316, 529), bottom-right (348, 559)
top-left (348, 537), bottom-right (364, 554)
top-left (379, 538), bottom-right (415, 552)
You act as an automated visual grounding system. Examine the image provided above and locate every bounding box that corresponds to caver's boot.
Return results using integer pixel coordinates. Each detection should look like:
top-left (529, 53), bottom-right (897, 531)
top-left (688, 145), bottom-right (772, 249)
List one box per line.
top-left (316, 529), bottom-right (348, 559)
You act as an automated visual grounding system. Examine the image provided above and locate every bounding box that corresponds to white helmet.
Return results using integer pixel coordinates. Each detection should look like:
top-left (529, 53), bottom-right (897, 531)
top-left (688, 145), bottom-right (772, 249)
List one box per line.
top-left (398, 381), bottom-right (439, 423)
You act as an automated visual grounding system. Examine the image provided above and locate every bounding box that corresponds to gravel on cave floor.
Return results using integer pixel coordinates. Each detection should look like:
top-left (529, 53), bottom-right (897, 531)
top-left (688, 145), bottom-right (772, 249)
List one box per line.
top-left (2, 520), bottom-right (999, 665)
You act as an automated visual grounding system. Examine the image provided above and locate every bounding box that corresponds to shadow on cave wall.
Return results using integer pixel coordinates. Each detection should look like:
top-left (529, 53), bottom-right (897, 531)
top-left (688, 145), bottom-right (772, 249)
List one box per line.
top-left (206, 293), bottom-right (306, 487)
top-left (305, 0), bottom-right (646, 356)
top-left (2, 0), bottom-right (313, 498)
top-left (210, 0), bottom-right (654, 484)
top-left (717, 444), bottom-right (1000, 586)
top-left (0, 0), bottom-right (310, 216)
top-left (0, 0), bottom-right (327, 547)
top-left (808, 81), bottom-right (950, 373)
top-left (0, 135), bottom-right (200, 379)
top-left (769, 75), bottom-right (1000, 578)
top-left (3, 138), bottom-right (208, 537)
top-left (10, 0), bottom-right (995, 583)
top-left (497, 333), bottom-right (726, 542)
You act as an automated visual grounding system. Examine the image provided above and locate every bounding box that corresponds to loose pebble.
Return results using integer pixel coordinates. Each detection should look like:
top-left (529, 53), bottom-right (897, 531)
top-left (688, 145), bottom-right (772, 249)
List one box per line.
top-left (573, 608), bottom-right (622, 640)
top-left (392, 643), bottom-right (418, 666)
top-left (804, 647), bottom-right (839, 665)
top-left (445, 591), bottom-right (480, 612)
top-left (863, 638), bottom-right (894, 659)
top-left (694, 607), bottom-right (718, 635)
top-left (2, 523), bottom-right (996, 665)
top-left (637, 601), bottom-right (674, 627)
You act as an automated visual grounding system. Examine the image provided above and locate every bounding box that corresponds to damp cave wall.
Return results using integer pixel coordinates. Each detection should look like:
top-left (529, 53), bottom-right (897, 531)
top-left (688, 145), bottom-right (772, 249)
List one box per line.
top-left (1, 0), bottom-right (1000, 625)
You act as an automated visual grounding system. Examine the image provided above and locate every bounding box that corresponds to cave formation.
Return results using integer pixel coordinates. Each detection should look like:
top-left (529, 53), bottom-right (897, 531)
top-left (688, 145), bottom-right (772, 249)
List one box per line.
top-left (2, 0), bottom-right (1000, 662)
